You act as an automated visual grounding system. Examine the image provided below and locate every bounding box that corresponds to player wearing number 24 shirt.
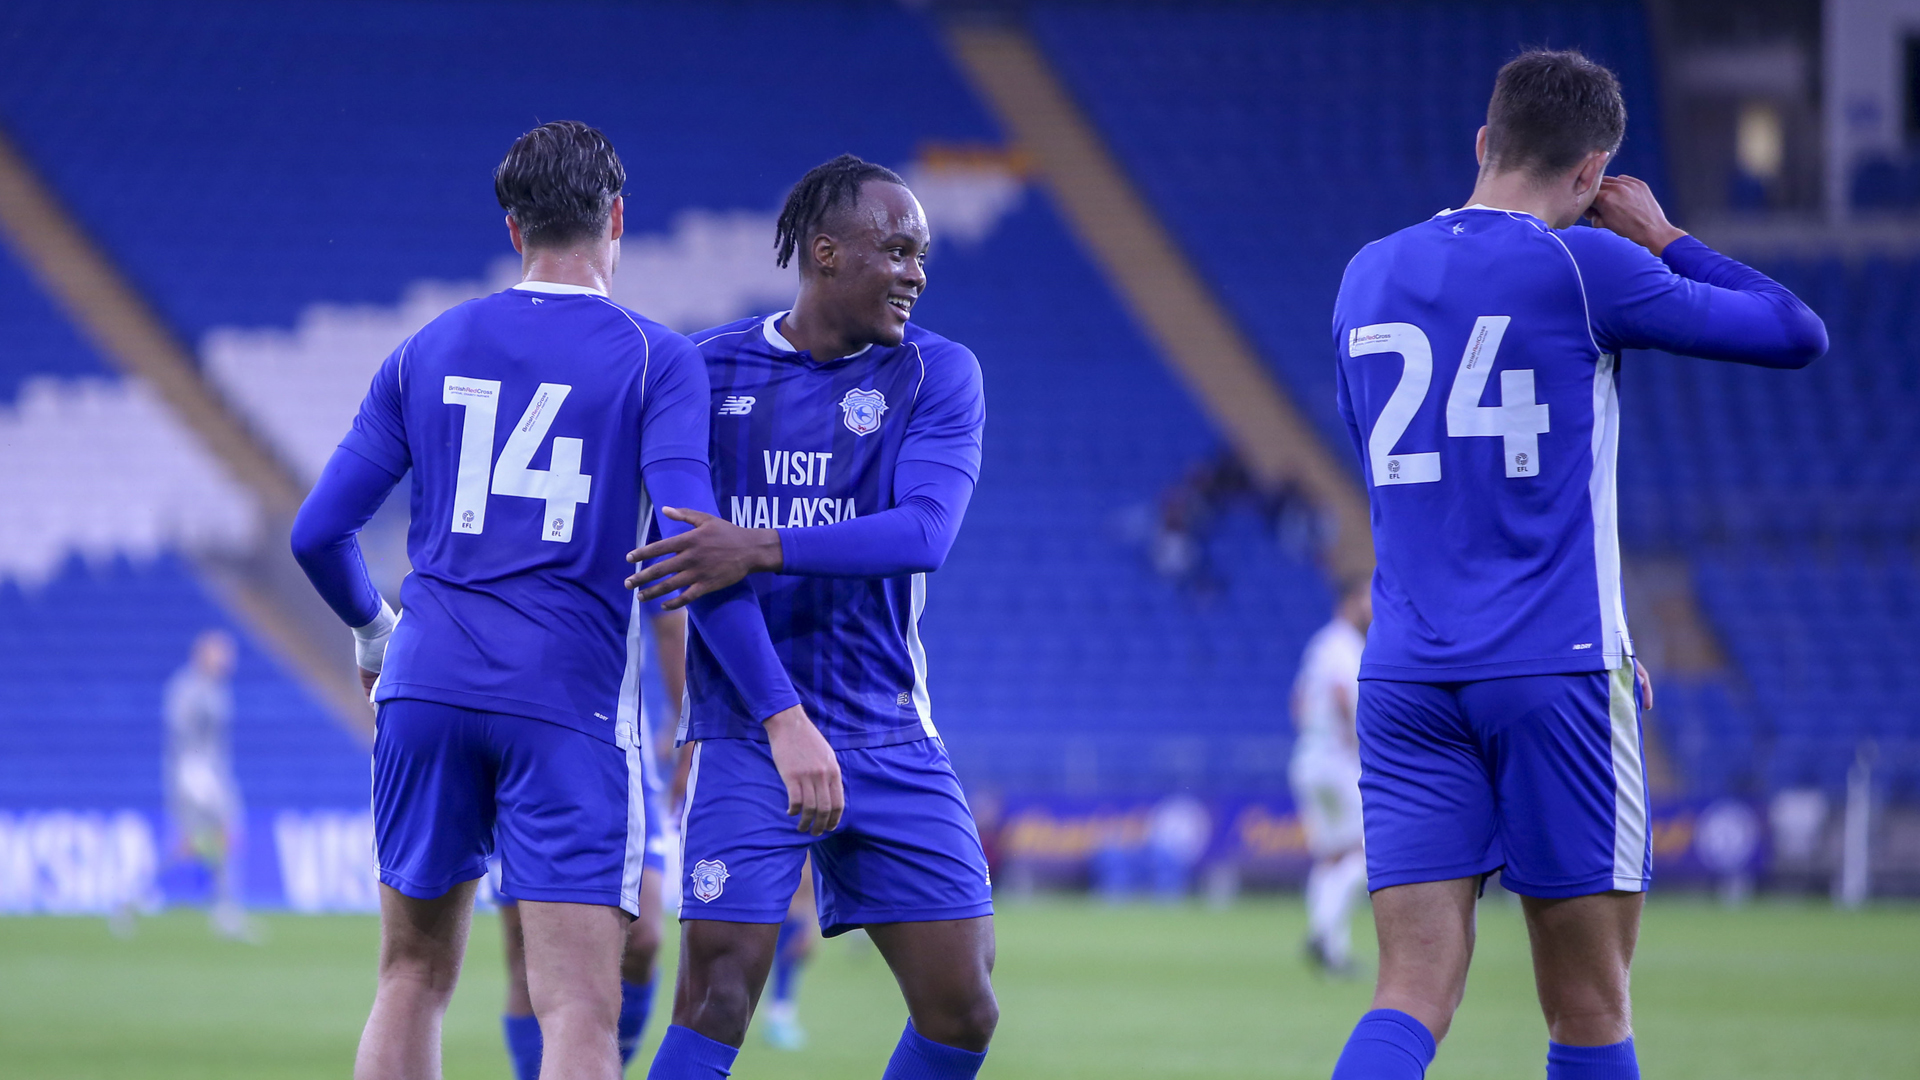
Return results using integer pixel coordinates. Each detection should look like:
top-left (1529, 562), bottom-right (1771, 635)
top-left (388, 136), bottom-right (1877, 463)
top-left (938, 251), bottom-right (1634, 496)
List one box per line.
top-left (1325, 52), bottom-right (1824, 1080)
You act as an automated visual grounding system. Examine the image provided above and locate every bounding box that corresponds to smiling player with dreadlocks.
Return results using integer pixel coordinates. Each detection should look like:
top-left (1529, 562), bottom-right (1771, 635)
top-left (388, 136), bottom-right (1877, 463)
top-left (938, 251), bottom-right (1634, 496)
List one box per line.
top-left (630, 153), bottom-right (996, 1080)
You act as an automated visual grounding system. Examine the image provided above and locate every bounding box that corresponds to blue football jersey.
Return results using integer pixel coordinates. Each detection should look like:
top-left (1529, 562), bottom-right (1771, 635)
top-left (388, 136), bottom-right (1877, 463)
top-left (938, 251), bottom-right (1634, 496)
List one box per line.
top-left (340, 282), bottom-right (708, 742)
top-left (682, 313), bottom-right (985, 750)
top-left (1334, 208), bottom-right (1804, 681)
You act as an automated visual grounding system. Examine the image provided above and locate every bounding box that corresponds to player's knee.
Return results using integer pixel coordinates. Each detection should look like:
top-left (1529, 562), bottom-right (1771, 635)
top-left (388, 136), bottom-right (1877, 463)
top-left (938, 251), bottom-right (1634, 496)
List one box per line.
top-left (921, 990), bottom-right (998, 1052)
top-left (377, 944), bottom-right (462, 1000)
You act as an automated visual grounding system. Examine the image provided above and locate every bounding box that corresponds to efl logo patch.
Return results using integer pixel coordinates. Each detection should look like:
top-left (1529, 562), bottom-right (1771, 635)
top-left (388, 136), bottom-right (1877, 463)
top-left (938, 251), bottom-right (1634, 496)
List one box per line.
top-left (690, 859), bottom-right (729, 903)
top-left (838, 387), bottom-right (888, 436)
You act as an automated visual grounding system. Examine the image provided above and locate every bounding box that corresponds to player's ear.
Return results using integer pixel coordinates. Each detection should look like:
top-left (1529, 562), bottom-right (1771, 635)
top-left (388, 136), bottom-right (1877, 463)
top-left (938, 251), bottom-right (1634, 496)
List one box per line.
top-left (1474, 125), bottom-right (1488, 166)
top-left (811, 233), bottom-right (837, 277)
top-left (1572, 149), bottom-right (1610, 198)
top-left (506, 214), bottom-right (525, 255)
top-left (608, 196), bottom-right (624, 242)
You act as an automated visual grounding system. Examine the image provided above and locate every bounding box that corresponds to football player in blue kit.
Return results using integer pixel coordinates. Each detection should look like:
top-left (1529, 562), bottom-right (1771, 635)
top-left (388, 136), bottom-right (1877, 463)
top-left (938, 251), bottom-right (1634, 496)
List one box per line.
top-left (1326, 53), bottom-right (1826, 1080)
top-left (290, 122), bottom-right (837, 1080)
top-left (626, 155), bottom-right (995, 1080)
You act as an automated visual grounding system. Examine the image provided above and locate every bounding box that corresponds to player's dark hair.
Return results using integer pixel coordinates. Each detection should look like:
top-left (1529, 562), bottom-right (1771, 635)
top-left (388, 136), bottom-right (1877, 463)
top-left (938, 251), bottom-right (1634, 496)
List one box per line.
top-left (494, 121), bottom-right (626, 248)
top-left (774, 153), bottom-right (907, 270)
top-left (1484, 50), bottom-right (1626, 181)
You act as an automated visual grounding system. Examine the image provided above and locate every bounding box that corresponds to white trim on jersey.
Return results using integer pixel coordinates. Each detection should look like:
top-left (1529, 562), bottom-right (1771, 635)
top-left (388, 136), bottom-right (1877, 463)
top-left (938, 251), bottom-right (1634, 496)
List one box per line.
top-left (616, 710), bottom-right (647, 916)
top-left (677, 741), bottom-right (703, 868)
top-left (614, 590), bottom-right (649, 916)
top-left (906, 572), bottom-right (938, 738)
top-left (760, 310), bottom-right (872, 358)
top-left (1542, 224), bottom-right (1634, 669)
top-left (513, 280), bottom-right (609, 297)
top-left (1608, 663), bottom-right (1650, 891)
top-left (1588, 352), bottom-right (1631, 665)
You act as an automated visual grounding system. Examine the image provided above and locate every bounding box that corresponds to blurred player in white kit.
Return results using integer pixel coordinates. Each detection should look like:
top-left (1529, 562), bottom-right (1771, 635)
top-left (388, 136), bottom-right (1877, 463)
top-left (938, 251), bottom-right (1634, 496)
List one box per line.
top-left (1290, 587), bottom-right (1370, 977)
top-left (163, 628), bottom-right (253, 940)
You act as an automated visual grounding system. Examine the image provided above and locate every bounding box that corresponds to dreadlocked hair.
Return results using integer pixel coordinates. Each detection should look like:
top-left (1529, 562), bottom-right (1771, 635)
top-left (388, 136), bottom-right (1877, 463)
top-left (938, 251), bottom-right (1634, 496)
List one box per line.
top-left (774, 153), bottom-right (907, 270)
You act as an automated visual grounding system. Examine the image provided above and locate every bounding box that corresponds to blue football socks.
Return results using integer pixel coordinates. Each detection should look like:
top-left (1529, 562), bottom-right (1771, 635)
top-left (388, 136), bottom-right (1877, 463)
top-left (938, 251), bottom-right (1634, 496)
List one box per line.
top-left (771, 917), bottom-right (806, 1004)
top-left (1547, 1037), bottom-right (1639, 1079)
top-left (880, 1020), bottom-right (988, 1080)
top-left (645, 1023), bottom-right (738, 1080)
top-left (618, 979), bottom-right (656, 1065)
top-left (502, 1013), bottom-right (543, 1080)
top-left (1331, 1008), bottom-right (1437, 1079)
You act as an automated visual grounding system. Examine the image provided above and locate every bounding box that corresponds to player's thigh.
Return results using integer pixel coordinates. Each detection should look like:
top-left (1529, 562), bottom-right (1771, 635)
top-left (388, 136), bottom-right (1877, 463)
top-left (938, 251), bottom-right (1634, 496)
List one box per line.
top-left (1356, 680), bottom-right (1501, 890)
top-left (375, 878), bottom-right (479, 986)
top-left (493, 714), bottom-right (641, 913)
top-left (1465, 667), bottom-right (1650, 898)
top-left (371, 699), bottom-right (497, 899)
top-left (678, 739), bottom-right (814, 923)
top-left (516, 899), bottom-right (630, 1014)
top-left (810, 738), bottom-right (994, 938)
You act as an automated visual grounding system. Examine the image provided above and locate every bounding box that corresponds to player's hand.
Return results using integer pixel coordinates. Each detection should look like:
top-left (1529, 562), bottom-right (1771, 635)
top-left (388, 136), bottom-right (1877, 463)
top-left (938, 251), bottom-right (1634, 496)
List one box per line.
top-left (1585, 175), bottom-right (1688, 256)
top-left (1634, 659), bottom-right (1655, 712)
top-left (764, 705), bottom-right (843, 835)
top-left (358, 667), bottom-right (378, 702)
top-left (625, 507), bottom-right (783, 609)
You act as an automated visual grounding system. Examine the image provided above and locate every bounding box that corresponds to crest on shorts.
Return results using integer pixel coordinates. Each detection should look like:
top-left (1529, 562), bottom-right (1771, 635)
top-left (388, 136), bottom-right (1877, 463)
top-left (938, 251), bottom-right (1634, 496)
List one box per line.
top-left (690, 859), bottom-right (729, 903)
top-left (838, 387), bottom-right (888, 436)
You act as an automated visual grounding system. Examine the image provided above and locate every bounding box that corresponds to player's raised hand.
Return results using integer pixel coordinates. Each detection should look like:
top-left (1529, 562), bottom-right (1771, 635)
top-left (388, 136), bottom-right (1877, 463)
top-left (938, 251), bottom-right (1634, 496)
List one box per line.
top-left (1585, 175), bottom-right (1688, 256)
top-left (624, 507), bottom-right (784, 608)
top-left (764, 705), bottom-right (844, 834)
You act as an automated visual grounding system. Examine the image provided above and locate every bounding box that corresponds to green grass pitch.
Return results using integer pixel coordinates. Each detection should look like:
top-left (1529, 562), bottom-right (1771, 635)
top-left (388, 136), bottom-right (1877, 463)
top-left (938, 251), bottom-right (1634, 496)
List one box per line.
top-left (1, 895), bottom-right (1915, 1078)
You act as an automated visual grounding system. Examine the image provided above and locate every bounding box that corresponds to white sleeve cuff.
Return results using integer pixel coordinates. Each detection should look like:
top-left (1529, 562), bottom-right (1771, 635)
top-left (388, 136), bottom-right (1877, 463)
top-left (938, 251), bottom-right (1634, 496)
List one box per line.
top-left (351, 600), bottom-right (399, 674)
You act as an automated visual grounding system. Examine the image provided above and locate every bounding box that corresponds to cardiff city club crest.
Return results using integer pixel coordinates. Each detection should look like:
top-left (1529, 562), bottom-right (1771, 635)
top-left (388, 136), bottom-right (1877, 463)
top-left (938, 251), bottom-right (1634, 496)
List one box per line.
top-left (838, 387), bottom-right (888, 436)
top-left (690, 859), bottom-right (729, 903)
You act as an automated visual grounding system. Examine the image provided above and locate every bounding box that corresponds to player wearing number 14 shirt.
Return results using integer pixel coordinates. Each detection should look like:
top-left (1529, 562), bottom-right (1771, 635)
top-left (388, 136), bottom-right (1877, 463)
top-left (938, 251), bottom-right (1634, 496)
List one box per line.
top-left (290, 122), bottom-right (811, 1079)
top-left (1326, 53), bottom-right (1824, 1080)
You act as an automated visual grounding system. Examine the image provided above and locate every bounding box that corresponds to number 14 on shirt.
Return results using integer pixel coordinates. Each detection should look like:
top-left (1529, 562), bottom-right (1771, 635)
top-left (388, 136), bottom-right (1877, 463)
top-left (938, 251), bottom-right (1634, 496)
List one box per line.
top-left (1348, 315), bottom-right (1551, 485)
top-left (443, 376), bottom-right (593, 541)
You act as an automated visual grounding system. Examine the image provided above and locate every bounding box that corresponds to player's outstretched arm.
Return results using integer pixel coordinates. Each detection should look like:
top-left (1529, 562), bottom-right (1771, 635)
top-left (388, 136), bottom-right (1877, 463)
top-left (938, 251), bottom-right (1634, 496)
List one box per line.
top-left (1580, 175), bottom-right (1827, 368)
top-left (640, 457), bottom-right (842, 832)
top-left (626, 459), bottom-right (974, 602)
top-left (290, 445), bottom-right (403, 697)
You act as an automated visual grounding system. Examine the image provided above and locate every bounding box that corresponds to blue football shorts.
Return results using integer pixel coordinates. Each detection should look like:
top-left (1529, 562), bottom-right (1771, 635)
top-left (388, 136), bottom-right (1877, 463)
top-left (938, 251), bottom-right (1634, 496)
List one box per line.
top-left (678, 736), bottom-right (994, 937)
top-left (372, 698), bottom-right (652, 915)
top-left (493, 711), bottom-right (668, 908)
top-left (1356, 664), bottom-right (1652, 899)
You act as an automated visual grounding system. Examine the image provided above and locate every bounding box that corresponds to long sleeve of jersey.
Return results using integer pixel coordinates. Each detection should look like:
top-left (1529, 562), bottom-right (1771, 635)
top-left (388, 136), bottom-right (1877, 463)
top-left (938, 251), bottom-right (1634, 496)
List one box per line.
top-left (775, 459), bottom-right (976, 577)
top-left (645, 456), bottom-right (800, 720)
top-left (1564, 227), bottom-right (1828, 367)
top-left (290, 445), bottom-right (402, 627)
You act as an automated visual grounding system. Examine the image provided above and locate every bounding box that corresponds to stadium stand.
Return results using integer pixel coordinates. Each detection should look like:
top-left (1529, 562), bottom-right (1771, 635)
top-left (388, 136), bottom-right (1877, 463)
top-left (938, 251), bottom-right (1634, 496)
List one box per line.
top-left (1029, 0), bottom-right (1666, 461)
top-left (0, 237), bottom-right (363, 815)
top-left (1030, 1), bottom-right (1916, 805)
top-left (0, 0), bottom-right (1335, 806)
top-left (1623, 254), bottom-right (1920, 800)
top-left (7, 0), bottom-right (1905, 818)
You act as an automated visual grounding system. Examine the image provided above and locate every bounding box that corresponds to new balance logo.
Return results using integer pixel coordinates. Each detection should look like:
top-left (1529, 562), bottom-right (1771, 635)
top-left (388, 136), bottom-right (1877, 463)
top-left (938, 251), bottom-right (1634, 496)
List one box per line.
top-left (718, 395), bottom-right (755, 416)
